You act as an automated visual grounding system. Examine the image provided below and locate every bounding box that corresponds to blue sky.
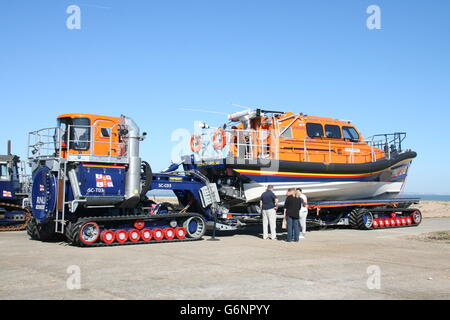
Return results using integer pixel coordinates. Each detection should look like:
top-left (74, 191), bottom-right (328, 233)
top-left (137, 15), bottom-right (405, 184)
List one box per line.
top-left (0, 0), bottom-right (449, 194)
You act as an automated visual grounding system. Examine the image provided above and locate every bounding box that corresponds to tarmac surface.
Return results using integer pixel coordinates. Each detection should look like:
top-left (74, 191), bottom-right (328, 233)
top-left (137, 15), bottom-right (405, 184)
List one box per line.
top-left (1, 217), bottom-right (449, 300)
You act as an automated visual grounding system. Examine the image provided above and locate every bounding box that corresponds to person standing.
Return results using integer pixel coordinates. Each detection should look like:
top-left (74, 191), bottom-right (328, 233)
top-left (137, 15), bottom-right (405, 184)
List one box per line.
top-left (260, 185), bottom-right (278, 240)
top-left (284, 188), bottom-right (302, 242)
top-left (297, 188), bottom-right (308, 239)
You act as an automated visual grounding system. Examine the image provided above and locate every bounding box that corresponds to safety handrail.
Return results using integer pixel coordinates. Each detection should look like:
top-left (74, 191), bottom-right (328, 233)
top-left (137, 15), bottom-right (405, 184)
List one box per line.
top-left (192, 128), bottom-right (407, 164)
top-left (28, 124), bottom-right (128, 163)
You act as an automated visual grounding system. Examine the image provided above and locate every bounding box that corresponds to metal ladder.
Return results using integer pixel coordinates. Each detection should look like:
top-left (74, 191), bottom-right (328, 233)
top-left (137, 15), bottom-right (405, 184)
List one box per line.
top-left (54, 161), bottom-right (67, 234)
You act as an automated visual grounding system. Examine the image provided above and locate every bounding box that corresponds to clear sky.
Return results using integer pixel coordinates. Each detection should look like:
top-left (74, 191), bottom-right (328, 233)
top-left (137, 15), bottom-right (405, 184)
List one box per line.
top-left (0, 0), bottom-right (449, 194)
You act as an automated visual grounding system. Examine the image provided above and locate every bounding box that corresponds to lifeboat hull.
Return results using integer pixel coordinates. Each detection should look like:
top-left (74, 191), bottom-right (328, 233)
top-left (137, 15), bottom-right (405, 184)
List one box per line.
top-left (183, 151), bottom-right (416, 206)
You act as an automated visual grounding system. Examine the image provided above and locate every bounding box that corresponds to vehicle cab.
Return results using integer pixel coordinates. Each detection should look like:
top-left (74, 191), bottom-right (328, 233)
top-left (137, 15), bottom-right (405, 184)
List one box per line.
top-left (0, 155), bottom-right (21, 201)
top-left (55, 113), bottom-right (127, 163)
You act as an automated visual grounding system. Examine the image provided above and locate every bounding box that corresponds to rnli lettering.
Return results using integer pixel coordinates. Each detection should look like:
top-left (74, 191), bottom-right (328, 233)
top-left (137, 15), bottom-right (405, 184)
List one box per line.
top-left (35, 196), bottom-right (46, 210)
top-left (36, 196), bottom-right (46, 204)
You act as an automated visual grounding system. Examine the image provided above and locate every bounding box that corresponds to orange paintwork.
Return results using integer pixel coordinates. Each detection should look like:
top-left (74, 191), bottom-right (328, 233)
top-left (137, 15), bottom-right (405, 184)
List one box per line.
top-left (57, 114), bottom-right (124, 158)
top-left (229, 112), bottom-right (385, 164)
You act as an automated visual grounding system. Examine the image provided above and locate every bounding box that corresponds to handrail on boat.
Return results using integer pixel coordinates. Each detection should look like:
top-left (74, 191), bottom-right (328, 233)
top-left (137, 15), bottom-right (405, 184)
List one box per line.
top-left (192, 128), bottom-right (409, 164)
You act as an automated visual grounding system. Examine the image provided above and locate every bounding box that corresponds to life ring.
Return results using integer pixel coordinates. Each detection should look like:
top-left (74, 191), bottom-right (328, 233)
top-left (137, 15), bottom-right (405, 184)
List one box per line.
top-left (190, 134), bottom-right (203, 153)
top-left (213, 129), bottom-right (227, 150)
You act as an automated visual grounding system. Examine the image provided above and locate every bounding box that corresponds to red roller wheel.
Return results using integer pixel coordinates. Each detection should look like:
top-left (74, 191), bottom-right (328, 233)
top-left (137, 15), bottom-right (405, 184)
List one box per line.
top-left (115, 230), bottom-right (128, 243)
top-left (373, 220), bottom-right (379, 228)
top-left (128, 229), bottom-right (141, 242)
top-left (384, 219), bottom-right (391, 227)
top-left (401, 218), bottom-right (407, 226)
top-left (101, 230), bottom-right (115, 244)
top-left (406, 217), bottom-right (412, 225)
top-left (134, 219), bottom-right (145, 230)
top-left (175, 227), bottom-right (186, 240)
top-left (164, 228), bottom-right (175, 240)
top-left (153, 228), bottom-right (164, 241)
top-left (140, 228), bottom-right (152, 242)
top-left (390, 218), bottom-right (396, 226)
top-left (396, 218), bottom-right (402, 226)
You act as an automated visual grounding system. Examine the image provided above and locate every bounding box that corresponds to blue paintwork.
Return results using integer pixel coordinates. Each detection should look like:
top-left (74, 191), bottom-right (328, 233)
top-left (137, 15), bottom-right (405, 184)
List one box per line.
top-left (0, 180), bottom-right (16, 201)
top-left (182, 155), bottom-right (226, 171)
top-left (151, 172), bottom-right (214, 220)
top-left (76, 164), bottom-right (125, 197)
top-left (188, 219), bottom-right (198, 233)
top-left (31, 166), bottom-right (57, 224)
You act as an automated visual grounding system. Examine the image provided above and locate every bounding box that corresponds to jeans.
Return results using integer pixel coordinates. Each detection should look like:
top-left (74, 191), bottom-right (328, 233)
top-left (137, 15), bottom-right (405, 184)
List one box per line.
top-left (262, 208), bottom-right (277, 239)
top-left (286, 216), bottom-right (300, 242)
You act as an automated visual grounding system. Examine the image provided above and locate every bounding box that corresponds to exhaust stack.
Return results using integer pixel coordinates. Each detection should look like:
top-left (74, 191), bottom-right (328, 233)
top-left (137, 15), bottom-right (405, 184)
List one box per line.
top-left (121, 116), bottom-right (144, 208)
top-left (7, 140), bottom-right (11, 155)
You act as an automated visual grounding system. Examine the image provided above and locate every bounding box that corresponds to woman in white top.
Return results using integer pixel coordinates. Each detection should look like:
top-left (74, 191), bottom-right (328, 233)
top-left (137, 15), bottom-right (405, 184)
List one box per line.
top-left (296, 188), bottom-right (308, 238)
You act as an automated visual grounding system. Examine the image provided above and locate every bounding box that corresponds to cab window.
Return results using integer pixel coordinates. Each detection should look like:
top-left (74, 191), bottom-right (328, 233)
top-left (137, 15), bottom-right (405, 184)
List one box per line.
top-left (0, 163), bottom-right (8, 179)
top-left (325, 125), bottom-right (342, 139)
top-left (100, 128), bottom-right (111, 138)
top-left (70, 118), bottom-right (91, 151)
top-left (56, 117), bottom-right (70, 149)
top-left (343, 126), bottom-right (360, 141)
top-left (306, 123), bottom-right (324, 138)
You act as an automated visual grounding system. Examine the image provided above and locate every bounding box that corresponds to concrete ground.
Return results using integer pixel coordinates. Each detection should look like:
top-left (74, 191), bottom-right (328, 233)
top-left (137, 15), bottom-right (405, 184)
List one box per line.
top-left (0, 218), bottom-right (449, 300)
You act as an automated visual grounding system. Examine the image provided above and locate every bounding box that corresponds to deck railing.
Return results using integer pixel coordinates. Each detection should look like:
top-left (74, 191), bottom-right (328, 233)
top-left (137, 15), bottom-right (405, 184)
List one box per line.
top-left (28, 125), bottom-right (128, 164)
top-left (192, 128), bottom-right (405, 164)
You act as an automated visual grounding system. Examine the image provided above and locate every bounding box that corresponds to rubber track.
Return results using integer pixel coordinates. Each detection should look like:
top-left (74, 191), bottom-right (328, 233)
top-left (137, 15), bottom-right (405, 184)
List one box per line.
top-left (0, 202), bottom-right (32, 232)
top-left (348, 207), bottom-right (420, 230)
top-left (68, 212), bottom-right (206, 247)
top-left (348, 208), bottom-right (361, 229)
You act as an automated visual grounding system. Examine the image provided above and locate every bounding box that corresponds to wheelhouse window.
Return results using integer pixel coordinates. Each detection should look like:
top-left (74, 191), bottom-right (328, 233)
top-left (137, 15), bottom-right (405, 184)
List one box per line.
top-left (343, 126), bottom-right (360, 141)
top-left (280, 127), bottom-right (293, 139)
top-left (306, 123), bottom-right (324, 138)
top-left (325, 125), bottom-right (342, 139)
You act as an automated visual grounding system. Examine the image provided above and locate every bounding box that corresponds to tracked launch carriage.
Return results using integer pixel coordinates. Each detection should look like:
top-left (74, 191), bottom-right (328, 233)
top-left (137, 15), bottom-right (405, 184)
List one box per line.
top-left (27, 114), bottom-right (219, 246)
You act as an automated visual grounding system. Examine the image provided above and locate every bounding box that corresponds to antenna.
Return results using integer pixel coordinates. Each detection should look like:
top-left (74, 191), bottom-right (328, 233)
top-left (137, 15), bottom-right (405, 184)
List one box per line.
top-left (231, 103), bottom-right (252, 110)
top-left (178, 108), bottom-right (228, 116)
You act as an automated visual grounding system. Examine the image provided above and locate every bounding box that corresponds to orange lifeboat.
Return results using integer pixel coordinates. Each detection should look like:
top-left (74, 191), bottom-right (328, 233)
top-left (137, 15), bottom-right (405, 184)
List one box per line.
top-left (182, 109), bottom-right (417, 205)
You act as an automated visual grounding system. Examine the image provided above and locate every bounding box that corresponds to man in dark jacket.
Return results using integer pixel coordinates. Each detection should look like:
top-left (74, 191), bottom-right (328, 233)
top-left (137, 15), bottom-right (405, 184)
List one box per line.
top-left (260, 185), bottom-right (279, 240)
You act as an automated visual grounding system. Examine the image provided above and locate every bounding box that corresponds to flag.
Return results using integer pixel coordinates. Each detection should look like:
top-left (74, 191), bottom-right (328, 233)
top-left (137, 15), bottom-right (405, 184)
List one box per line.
top-left (95, 174), bottom-right (114, 188)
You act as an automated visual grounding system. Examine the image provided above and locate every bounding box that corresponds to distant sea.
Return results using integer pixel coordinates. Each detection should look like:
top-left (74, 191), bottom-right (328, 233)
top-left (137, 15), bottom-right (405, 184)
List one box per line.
top-left (404, 194), bottom-right (450, 202)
